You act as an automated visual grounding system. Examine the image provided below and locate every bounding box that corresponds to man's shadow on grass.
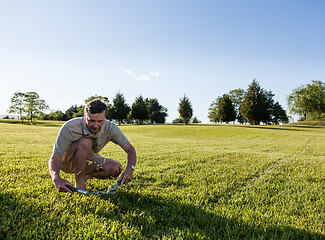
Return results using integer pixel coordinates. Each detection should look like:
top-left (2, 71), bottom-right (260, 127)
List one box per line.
top-left (0, 191), bottom-right (323, 239)
top-left (99, 191), bottom-right (324, 239)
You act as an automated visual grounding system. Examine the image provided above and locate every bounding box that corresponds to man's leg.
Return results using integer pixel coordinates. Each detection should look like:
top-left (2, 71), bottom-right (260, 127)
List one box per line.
top-left (74, 137), bottom-right (93, 191)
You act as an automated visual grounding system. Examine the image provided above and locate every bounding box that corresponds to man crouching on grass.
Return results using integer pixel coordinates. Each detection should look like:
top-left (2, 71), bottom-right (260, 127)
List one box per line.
top-left (48, 99), bottom-right (136, 193)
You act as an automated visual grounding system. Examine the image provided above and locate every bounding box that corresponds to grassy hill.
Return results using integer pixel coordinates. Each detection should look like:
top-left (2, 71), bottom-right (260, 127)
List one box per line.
top-left (0, 121), bottom-right (324, 239)
top-left (288, 120), bottom-right (325, 127)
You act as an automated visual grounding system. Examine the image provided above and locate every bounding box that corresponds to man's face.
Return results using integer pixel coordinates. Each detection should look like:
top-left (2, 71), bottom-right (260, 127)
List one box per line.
top-left (84, 111), bottom-right (106, 133)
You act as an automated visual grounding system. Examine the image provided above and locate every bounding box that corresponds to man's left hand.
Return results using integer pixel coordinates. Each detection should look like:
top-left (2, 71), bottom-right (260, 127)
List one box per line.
top-left (118, 167), bottom-right (134, 186)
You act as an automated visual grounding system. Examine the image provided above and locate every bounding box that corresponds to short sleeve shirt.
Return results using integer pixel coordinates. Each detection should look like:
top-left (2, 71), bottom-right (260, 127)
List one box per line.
top-left (53, 117), bottom-right (129, 157)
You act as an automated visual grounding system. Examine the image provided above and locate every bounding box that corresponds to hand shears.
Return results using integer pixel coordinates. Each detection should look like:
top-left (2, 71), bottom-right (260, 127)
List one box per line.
top-left (66, 181), bottom-right (121, 195)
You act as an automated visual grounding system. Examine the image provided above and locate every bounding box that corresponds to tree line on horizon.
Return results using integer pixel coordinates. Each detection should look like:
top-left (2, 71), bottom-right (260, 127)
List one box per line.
top-left (8, 92), bottom-right (169, 125)
top-left (6, 79), bottom-right (325, 125)
top-left (208, 79), bottom-right (325, 125)
top-left (208, 79), bottom-right (288, 125)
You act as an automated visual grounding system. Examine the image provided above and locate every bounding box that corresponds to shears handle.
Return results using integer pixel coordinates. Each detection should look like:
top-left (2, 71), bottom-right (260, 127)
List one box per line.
top-left (66, 185), bottom-right (76, 192)
top-left (109, 181), bottom-right (121, 191)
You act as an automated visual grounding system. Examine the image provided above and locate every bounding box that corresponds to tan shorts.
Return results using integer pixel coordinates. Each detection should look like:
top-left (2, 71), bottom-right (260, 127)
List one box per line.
top-left (60, 141), bottom-right (114, 174)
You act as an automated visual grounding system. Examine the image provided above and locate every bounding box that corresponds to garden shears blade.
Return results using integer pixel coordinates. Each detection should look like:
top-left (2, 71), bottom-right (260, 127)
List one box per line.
top-left (90, 181), bottom-right (121, 195)
top-left (65, 181), bottom-right (121, 196)
top-left (65, 185), bottom-right (92, 195)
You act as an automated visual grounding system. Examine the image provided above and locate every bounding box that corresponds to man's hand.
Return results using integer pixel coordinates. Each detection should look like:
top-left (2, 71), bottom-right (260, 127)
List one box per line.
top-left (118, 167), bottom-right (134, 187)
top-left (49, 153), bottom-right (74, 193)
top-left (119, 142), bottom-right (136, 187)
top-left (53, 177), bottom-right (74, 193)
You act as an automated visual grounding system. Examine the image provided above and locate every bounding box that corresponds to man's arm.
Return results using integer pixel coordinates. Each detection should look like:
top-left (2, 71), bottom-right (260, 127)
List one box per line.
top-left (118, 142), bottom-right (137, 186)
top-left (48, 153), bottom-right (74, 193)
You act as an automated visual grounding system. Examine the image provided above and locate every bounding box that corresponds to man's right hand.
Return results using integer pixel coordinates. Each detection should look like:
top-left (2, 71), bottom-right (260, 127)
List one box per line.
top-left (49, 154), bottom-right (74, 194)
top-left (53, 177), bottom-right (74, 193)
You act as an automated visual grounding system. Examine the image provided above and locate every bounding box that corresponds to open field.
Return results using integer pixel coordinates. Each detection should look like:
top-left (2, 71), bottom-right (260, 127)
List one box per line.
top-left (0, 121), bottom-right (324, 239)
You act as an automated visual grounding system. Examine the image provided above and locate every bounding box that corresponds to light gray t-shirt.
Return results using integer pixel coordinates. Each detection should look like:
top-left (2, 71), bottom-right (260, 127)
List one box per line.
top-left (53, 117), bottom-right (129, 157)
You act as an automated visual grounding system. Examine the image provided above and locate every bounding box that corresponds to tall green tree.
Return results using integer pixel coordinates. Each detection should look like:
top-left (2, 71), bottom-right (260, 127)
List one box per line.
top-left (239, 80), bottom-right (269, 125)
top-left (208, 97), bottom-right (221, 123)
top-left (111, 92), bottom-right (130, 125)
top-left (131, 95), bottom-right (149, 124)
top-left (9, 92), bottom-right (48, 123)
top-left (217, 94), bottom-right (236, 123)
top-left (259, 91), bottom-right (287, 125)
top-left (24, 92), bottom-right (49, 123)
top-left (209, 89), bottom-right (245, 124)
top-left (228, 88), bottom-right (245, 110)
top-left (272, 101), bottom-right (289, 124)
top-left (178, 95), bottom-right (193, 125)
top-left (9, 92), bottom-right (26, 123)
top-left (287, 80), bottom-right (325, 121)
top-left (228, 88), bottom-right (245, 123)
top-left (263, 91), bottom-right (275, 124)
top-left (287, 87), bottom-right (308, 121)
top-left (307, 80), bottom-right (325, 116)
top-left (145, 98), bottom-right (168, 124)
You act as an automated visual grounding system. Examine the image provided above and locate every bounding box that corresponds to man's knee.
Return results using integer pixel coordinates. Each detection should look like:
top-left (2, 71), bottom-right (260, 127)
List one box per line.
top-left (103, 161), bottom-right (122, 178)
top-left (111, 161), bottom-right (122, 177)
top-left (76, 137), bottom-right (93, 151)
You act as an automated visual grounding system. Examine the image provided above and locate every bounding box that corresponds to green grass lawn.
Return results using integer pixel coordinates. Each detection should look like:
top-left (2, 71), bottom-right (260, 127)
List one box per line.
top-left (0, 121), bottom-right (324, 239)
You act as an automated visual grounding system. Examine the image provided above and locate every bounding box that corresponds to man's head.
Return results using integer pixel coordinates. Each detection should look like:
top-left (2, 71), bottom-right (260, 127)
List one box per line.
top-left (84, 99), bottom-right (107, 133)
top-left (84, 99), bottom-right (108, 115)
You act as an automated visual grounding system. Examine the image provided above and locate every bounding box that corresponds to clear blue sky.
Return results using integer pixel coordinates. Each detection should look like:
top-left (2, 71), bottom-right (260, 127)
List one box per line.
top-left (1, 0), bottom-right (325, 123)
